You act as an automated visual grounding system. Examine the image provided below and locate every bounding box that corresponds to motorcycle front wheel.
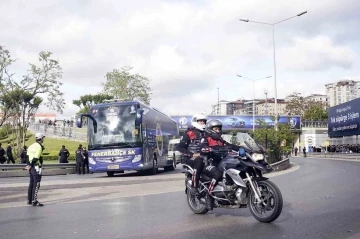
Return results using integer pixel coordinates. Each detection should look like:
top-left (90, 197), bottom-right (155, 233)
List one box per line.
top-left (248, 179), bottom-right (283, 223)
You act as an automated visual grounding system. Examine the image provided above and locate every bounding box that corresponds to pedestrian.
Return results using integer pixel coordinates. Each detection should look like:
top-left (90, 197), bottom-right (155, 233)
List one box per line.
top-left (82, 147), bottom-right (89, 174)
top-left (75, 146), bottom-right (85, 174)
top-left (58, 145), bottom-right (70, 163)
top-left (6, 141), bottom-right (15, 164)
top-left (20, 146), bottom-right (28, 164)
top-left (26, 132), bottom-right (46, 206)
top-left (0, 143), bottom-right (6, 165)
top-left (303, 146), bottom-right (307, 157)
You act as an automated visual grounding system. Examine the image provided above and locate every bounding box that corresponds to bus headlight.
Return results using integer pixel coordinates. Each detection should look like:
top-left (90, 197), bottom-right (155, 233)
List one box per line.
top-left (132, 155), bottom-right (142, 163)
top-left (89, 157), bottom-right (96, 165)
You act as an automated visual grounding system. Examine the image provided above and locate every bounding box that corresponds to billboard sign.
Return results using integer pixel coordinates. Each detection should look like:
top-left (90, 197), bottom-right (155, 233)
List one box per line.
top-left (171, 115), bottom-right (301, 131)
top-left (328, 98), bottom-right (360, 137)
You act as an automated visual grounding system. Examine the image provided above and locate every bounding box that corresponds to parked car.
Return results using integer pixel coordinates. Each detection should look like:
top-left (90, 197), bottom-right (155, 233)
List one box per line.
top-left (168, 138), bottom-right (181, 164)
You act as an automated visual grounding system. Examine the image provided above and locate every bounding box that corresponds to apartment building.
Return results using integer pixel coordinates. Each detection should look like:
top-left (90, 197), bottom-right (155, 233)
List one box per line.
top-left (325, 80), bottom-right (360, 107)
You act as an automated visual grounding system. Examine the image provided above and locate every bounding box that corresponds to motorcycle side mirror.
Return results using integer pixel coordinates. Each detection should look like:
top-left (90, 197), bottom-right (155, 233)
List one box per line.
top-left (239, 147), bottom-right (246, 157)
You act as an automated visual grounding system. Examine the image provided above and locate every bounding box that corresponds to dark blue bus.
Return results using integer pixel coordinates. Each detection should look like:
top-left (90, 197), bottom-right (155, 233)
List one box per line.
top-left (77, 99), bottom-right (179, 176)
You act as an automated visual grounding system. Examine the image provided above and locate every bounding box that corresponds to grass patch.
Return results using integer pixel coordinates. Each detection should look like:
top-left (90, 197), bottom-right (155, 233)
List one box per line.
top-left (25, 135), bottom-right (87, 160)
top-left (0, 132), bottom-right (87, 162)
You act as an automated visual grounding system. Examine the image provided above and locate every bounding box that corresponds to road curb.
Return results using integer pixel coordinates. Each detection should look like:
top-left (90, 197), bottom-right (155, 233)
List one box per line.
top-left (264, 158), bottom-right (290, 174)
top-left (305, 156), bottom-right (360, 162)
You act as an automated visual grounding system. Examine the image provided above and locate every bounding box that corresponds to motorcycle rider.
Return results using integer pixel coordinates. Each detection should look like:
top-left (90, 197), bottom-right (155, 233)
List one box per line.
top-left (200, 119), bottom-right (245, 210)
top-left (176, 113), bottom-right (208, 195)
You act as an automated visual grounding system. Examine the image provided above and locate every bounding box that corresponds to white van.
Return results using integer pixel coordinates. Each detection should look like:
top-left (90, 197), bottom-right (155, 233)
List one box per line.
top-left (168, 138), bottom-right (181, 164)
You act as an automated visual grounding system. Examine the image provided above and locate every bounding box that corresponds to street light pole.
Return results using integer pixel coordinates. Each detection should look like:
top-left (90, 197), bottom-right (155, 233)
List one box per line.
top-left (217, 87), bottom-right (220, 115)
top-left (239, 11), bottom-right (307, 130)
top-left (237, 75), bottom-right (272, 132)
top-left (252, 80), bottom-right (255, 132)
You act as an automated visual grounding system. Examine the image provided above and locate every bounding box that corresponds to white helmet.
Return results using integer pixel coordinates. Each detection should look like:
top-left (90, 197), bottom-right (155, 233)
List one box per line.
top-left (191, 113), bottom-right (208, 131)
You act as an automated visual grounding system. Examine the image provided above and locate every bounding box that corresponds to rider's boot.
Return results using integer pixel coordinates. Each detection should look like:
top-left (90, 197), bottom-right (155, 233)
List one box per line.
top-left (188, 169), bottom-right (200, 195)
top-left (205, 194), bottom-right (214, 210)
top-left (189, 186), bottom-right (200, 195)
top-left (205, 178), bottom-right (217, 210)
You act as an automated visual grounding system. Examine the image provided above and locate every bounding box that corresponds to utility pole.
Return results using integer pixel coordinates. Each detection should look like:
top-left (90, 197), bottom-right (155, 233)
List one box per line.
top-left (217, 87), bottom-right (220, 115)
top-left (264, 89), bottom-right (268, 115)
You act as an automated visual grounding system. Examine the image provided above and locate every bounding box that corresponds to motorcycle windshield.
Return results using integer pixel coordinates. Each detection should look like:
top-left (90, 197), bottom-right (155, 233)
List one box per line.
top-left (235, 132), bottom-right (263, 153)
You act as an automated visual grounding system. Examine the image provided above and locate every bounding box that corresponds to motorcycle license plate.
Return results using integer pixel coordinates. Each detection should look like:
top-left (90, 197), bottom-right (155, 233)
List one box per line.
top-left (107, 165), bottom-right (120, 170)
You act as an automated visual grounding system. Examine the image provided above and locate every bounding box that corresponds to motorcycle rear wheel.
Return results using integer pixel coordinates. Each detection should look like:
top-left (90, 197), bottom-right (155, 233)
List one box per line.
top-left (186, 189), bottom-right (209, 214)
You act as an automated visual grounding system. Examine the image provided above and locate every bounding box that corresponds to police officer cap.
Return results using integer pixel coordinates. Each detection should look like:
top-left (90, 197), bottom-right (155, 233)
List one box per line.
top-left (35, 133), bottom-right (45, 140)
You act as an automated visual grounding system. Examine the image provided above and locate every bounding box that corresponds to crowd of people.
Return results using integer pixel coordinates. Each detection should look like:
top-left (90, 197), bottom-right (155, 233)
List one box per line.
top-left (291, 144), bottom-right (360, 156)
top-left (0, 142), bottom-right (89, 175)
top-left (58, 144), bottom-right (90, 174)
top-left (326, 144), bottom-right (360, 153)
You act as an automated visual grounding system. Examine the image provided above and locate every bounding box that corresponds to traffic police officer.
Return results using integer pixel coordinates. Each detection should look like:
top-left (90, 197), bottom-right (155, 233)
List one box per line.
top-left (26, 132), bottom-right (45, 206)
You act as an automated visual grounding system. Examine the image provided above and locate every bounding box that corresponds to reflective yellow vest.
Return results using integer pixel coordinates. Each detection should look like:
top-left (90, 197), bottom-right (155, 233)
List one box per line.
top-left (27, 142), bottom-right (44, 166)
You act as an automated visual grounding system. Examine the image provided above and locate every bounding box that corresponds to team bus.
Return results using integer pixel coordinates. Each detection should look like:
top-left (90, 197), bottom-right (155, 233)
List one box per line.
top-left (77, 99), bottom-right (179, 176)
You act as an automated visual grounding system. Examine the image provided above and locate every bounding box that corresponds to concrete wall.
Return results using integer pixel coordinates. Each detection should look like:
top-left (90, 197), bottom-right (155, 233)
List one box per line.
top-left (293, 127), bottom-right (331, 150)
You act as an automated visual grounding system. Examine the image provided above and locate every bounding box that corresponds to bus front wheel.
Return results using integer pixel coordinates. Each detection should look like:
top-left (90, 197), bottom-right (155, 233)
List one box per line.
top-left (149, 158), bottom-right (158, 175)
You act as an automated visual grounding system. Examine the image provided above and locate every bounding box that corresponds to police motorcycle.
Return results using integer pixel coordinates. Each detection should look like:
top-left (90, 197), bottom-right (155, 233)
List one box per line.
top-left (183, 132), bottom-right (283, 223)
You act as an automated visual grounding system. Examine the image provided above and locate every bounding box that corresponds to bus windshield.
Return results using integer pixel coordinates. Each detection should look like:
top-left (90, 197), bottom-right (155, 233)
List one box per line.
top-left (88, 104), bottom-right (141, 149)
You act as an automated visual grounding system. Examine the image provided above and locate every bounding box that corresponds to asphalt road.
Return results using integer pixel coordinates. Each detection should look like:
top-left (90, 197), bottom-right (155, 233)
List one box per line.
top-left (1, 157), bottom-right (360, 239)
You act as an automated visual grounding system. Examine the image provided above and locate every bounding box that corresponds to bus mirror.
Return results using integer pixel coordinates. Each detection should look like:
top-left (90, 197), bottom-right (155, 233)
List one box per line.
top-left (80, 114), bottom-right (98, 134)
top-left (135, 109), bottom-right (144, 125)
top-left (76, 115), bottom-right (83, 128)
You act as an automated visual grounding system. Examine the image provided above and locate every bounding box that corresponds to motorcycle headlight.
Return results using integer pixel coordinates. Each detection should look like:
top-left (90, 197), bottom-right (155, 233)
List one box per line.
top-left (252, 153), bottom-right (264, 161)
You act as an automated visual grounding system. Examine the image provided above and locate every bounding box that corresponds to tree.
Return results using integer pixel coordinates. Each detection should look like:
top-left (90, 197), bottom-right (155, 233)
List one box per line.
top-left (253, 117), bottom-right (296, 163)
top-left (2, 87), bottom-right (43, 154)
top-left (72, 93), bottom-right (114, 114)
top-left (0, 46), bottom-right (16, 127)
top-left (20, 51), bottom-right (65, 113)
top-left (286, 93), bottom-right (327, 121)
top-left (102, 66), bottom-right (152, 104)
top-left (0, 47), bottom-right (65, 158)
top-left (303, 103), bottom-right (328, 121)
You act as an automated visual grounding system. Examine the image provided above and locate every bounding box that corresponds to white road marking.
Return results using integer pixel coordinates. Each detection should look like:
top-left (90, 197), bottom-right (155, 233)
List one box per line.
top-left (0, 163), bottom-right (299, 209)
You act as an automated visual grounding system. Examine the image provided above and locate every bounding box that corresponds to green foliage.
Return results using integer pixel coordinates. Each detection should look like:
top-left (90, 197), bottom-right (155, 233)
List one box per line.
top-left (0, 46), bottom-right (16, 127)
top-left (25, 134), bottom-right (86, 157)
top-left (102, 66), bottom-right (152, 104)
top-left (0, 46), bottom-right (65, 155)
top-left (72, 93), bottom-right (114, 114)
top-left (42, 155), bottom-right (77, 161)
top-left (21, 51), bottom-right (65, 113)
top-left (303, 103), bottom-right (328, 121)
top-left (254, 117), bottom-right (296, 163)
top-left (285, 93), bottom-right (328, 121)
top-left (0, 129), bottom-right (86, 160)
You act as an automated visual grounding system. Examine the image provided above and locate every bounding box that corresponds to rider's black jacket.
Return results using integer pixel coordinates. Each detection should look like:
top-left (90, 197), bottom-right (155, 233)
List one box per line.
top-left (200, 132), bottom-right (242, 166)
top-left (176, 127), bottom-right (205, 158)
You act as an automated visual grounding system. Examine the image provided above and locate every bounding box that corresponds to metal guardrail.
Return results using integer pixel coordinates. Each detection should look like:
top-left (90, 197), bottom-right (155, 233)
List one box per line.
top-left (0, 163), bottom-right (76, 170)
top-left (301, 121), bottom-right (328, 128)
top-left (28, 123), bottom-right (87, 141)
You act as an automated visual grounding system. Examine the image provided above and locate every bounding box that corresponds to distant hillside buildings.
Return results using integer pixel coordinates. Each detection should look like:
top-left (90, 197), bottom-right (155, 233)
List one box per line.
top-left (325, 80), bottom-right (360, 107)
top-left (211, 79), bottom-right (359, 116)
top-left (211, 94), bottom-right (327, 116)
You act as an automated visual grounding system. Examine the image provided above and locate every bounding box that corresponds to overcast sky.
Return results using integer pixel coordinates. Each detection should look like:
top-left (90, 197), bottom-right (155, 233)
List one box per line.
top-left (1, 0), bottom-right (360, 119)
